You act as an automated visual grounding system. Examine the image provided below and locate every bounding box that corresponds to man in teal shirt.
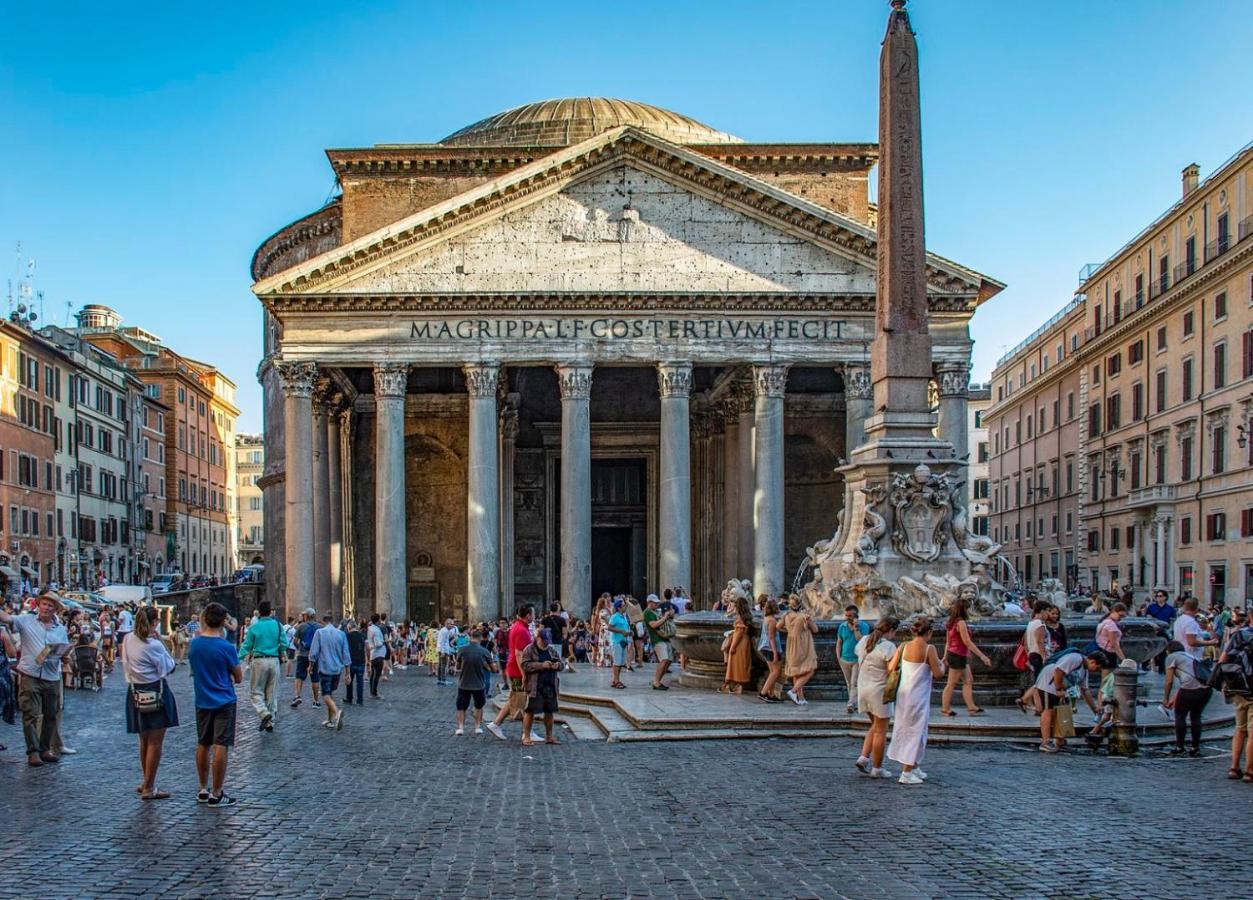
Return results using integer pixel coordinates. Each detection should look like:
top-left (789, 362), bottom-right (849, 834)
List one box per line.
top-left (238, 600), bottom-right (288, 733)
top-left (835, 605), bottom-right (870, 715)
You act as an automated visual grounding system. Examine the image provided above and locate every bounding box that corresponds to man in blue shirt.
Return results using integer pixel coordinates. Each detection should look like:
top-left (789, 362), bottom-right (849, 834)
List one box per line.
top-left (309, 614), bottom-right (351, 731)
top-left (1146, 589), bottom-right (1177, 626)
top-left (187, 602), bottom-right (243, 807)
top-left (835, 605), bottom-right (871, 715)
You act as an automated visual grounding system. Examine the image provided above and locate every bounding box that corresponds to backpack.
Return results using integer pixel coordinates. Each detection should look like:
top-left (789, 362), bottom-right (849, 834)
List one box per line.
top-left (1211, 628), bottom-right (1253, 696)
top-left (1045, 646), bottom-right (1082, 667)
top-left (299, 623), bottom-right (317, 651)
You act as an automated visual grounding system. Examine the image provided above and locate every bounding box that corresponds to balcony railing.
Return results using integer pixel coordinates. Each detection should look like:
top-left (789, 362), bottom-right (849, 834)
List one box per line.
top-left (1125, 484), bottom-right (1177, 508)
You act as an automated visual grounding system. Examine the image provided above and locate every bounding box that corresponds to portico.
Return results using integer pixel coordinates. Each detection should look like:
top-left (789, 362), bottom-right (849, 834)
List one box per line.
top-left (252, 100), bottom-right (1000, 621)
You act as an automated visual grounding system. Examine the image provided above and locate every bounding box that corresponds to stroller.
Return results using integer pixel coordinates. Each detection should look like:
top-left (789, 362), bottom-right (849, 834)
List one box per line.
top-left (73, 642), bottom-right (103, 691)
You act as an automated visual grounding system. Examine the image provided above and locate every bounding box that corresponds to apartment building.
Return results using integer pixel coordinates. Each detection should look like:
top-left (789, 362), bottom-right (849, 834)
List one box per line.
top-left (967, 383), bottom-right (992, 538)
top-left (235, 433), bottom-right (264, 568)
top-left (988, 143), bottom-right (1253, 605)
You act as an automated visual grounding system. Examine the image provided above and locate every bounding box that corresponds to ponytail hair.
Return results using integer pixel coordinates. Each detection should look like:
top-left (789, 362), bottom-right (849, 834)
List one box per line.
top-left (865, 616), bottom-right (899, 653)
top-left (134, 606), bottom-right (157, 642)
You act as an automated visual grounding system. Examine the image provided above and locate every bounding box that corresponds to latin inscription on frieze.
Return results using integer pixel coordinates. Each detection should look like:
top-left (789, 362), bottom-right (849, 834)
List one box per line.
top-left (409, 317), bottom-right (853, 343)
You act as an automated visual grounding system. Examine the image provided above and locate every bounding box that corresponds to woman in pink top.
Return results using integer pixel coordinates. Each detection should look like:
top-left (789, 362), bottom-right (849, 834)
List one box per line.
top-left (940, 592), bottom-right (992, 717)
top-left (1096, 603), bottom-right (1127, 670)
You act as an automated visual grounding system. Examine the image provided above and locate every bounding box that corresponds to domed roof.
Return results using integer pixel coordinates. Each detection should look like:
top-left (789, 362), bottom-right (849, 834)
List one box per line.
top-left (439, 98), bottom-right (743, 148)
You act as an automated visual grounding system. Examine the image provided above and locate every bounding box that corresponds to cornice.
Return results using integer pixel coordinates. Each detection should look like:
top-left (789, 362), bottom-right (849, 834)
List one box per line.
top-left (261, 291), bottom-right (975, 315)
top-left (254, 127), bottom-right (998, 301)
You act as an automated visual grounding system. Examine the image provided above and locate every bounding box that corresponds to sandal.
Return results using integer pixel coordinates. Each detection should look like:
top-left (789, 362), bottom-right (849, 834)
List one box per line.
top-left (544, 737), bottom-right (561, 745)
top-left (1228, 768), bottom-right (1243, 780)
top-left (940, 709), bottom-right (956, 717)
top-left (1244, 771), bottom-right (1253, 784)
top-left (520, 739), bottom-right (535, 747)
top-left (968, 708), bottom-right (986, 716)
top-left (140, 790), bottom-right (171, 801)
top-left (611, 682), bottom-right (626, 689)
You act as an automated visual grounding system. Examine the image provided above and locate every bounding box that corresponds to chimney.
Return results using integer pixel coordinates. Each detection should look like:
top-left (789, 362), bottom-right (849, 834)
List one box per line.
top-left (1181, 163), bottom-right (1200, 198)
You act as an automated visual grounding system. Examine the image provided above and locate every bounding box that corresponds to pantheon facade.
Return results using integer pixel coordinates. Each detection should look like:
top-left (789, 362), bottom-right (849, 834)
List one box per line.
top-left (252, 98), bottom-right (1001, 622)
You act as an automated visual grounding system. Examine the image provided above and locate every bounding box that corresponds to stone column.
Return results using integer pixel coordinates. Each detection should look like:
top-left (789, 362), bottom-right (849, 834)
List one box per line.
top-left (338, 406), bottom-right (356, 619)
top-left (1163, 516), bottom-right (1176, 591)
top-left (557, 365), bottom-right (593, 617)
top-left (464, 364), bottom-right (501, 623)
top-left (720, 399), bottom-right (740, 584)
top-left (842, 363), bottom-right (873, 454)
top-left (657, 363), bottom-right (693, 594)
top-left (312, 389), bottom-right (332, 616)
top-left (935, 361), bottom-right (970, 460)
top-left (373, 363), bottom-right (409, 623)
top-left (499, 402), bottom-right (518, 618)
top-left (327, 395), bottom-right (344, 620)
top-left (1150, 517), bottom-right (1163, 589)
top-left (277, 361), bottom-right (317, 621)
top-left (752, 364), bottom-right (789, 598)
top-left (736, 383), bottom-right (755, 580)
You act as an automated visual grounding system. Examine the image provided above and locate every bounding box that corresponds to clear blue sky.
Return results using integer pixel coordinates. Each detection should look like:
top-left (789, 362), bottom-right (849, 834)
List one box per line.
top-left (2, 0), bottom-right (1249, 430)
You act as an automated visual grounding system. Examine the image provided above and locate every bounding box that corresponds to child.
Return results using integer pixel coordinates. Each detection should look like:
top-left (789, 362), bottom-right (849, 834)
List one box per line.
top-left (1088, 669), bottom-right (1118, 738)
top-left (571, 622), bottom-right (590, 665)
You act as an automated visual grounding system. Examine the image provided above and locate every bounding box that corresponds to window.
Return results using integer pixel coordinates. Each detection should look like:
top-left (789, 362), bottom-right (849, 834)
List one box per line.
top-left (1243, 508), bottom-right (1253, 538)
top-left (1183, 310), bottom-right (1195, 337)
top-left (1213, 342), bottom-right (1227, 389)
top-left (1130, 451), bottom-right (1142, 489)
top-left (1110, 527), bottom-right (1120, 551)
top-left (1213, 426), bottom-right (1226, 474)
top-left (1065, 457), bottom-right (1074, 493)
top-left (1132, 382), bottom-right (1144, 421)
top-left (1092, 365), bottom-right (1101, 385)
top-left (1155, 369), bottom-right (1167, 413)
top-left (1156, 327), bottom-right (1167, 352)
top-left (977, 442), bottom-right (989, 463)
top-left (1052, 399), bottom-right (1059, 426)
top-left (1106, 393), bottom-right (1121, 430)
top-left (1065, 510), bottom-right (1073, 533)
top-left (1207, 512), bottom-right (1227, 542)
top-left (1180, 517), bottom-right (1192, 545)
top-left (1066, 392), bottom-right (1075, 420)
top-left (1089, 403), bottom-right (1102, 438)
top-left (1160, 256), bottom-right (1170, 293)
top-left (1185, 235), bottom-right (1197, 275)
top-left (1026, 414), bottom-right (1033, 438)
top-left (1107, 354), bottom-right (1122, 377)
top-left (1181, 434), bottom-right (1194, 481)
top-left (1113, 290), bottom-right (1122, 324)
top-left (1182, 358), bottom-right (1194, 401)
top-left (1088, 530), bottom-right (1100, 552)
top-left (1245, 331), bottom-right (1253, 380)
top-left (1154, 443), bottom-right (1166, 484)
top-left (1215, 291), bottom-right (1228, 321)
top-left (1128, 341), bottom-right (1143, 365)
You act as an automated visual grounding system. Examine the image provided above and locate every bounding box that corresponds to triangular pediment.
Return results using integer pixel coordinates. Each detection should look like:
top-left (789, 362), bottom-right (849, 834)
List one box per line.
top-left (254, 127), bottom-right (1001, 304)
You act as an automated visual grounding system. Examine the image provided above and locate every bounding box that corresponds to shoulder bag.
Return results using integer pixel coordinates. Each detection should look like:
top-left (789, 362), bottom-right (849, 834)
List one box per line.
top-left (883, 646), bottom-right (903, 703)
top-left (132, 682), bottom-right (163, 714)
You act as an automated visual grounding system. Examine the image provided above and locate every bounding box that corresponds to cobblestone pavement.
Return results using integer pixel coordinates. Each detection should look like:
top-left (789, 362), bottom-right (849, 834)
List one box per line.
top-left (4, 663), bottom-right (1251, 899)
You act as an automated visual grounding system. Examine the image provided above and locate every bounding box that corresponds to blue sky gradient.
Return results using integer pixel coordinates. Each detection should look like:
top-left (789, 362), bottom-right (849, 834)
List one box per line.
top-left (2, 0), bottom-right (1249, 430)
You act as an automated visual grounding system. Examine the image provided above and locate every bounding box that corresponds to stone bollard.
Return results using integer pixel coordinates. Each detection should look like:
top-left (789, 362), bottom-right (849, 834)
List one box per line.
top-left (1108, 666), bottom-right (1140, 756)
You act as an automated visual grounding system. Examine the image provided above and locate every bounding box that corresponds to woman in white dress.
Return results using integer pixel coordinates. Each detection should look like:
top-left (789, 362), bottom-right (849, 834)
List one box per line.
top-left (854, 616), bottom-right (899, 779)
top-left (886, 617), bottom-right (946, 786)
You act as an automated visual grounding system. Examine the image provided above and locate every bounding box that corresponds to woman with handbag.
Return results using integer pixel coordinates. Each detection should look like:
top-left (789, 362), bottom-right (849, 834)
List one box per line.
top-left (854, 616), bottom-right (899, 778)
top-left (122, 606), bottom-right (179, 800)
top-left (886, 617), bottom-right (945, 785)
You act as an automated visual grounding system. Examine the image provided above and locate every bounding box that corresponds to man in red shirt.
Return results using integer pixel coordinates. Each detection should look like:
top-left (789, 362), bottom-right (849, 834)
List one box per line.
top-left (487, 604), bottom-right (534, 741)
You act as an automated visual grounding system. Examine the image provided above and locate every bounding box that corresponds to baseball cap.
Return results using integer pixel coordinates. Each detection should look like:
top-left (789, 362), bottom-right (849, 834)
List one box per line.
top-left (538, 627), bottom-right (553, 643)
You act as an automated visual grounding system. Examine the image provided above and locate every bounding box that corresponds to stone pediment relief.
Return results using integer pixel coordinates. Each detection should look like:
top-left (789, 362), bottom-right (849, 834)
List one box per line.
top-left (312, 166), bottom-right (875, 296)
top-left (254, 127), bottom-right (1000, 304)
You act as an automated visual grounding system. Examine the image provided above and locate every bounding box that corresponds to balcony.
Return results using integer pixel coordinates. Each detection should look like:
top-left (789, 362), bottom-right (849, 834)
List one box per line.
top-left (1125, 484), bottom-right (1176, 509)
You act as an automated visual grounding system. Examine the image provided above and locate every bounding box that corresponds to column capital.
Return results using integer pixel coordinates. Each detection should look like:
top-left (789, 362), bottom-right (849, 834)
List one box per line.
top-left (373, 362), bottom-right (409, 398)
top-left (656, 362), bottom-right (693, 399)
top-left (842, 362), bottom-right (873, 400)
top-left (752, 363), bottom-right (789, 399)
top-left (276, 361), bottom-right (319, 398)
top-left (462, 363), bottom-right (501, 398)
top-left (934, 361), bottom-right (971, 398)
top-left (556, 364), bottom-right (594, 400)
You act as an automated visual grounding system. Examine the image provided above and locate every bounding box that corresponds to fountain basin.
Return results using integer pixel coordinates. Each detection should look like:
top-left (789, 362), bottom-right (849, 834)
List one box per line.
top-left (672, 612), bottom-right (1168, 704)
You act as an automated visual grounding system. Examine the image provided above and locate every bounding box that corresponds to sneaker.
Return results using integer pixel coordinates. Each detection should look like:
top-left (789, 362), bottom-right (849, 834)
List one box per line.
top-left (914, 769), bottom-right (928, 780)
top-left (334, 711), bottom-right (344, 731)
top-left (290, 698), bottom-right (302, 709)
top-left (786, 690), bottom-right (800, 706)
top-left (474, 727), bottom-right (483, 735)
top-left (312, 700), bottom-right (321, 708)
top-left (1038, 741), bottom-right (1059, 754)
top-left (846, 704), bottom-right (855, 714)
top-left (1187, 748), bottom-right (1202, 758)
top-left (196, 789), bottom-right (210, 804)
top-left (454, 728), bottom-right (464, 736)
top-left (260, 714), bottom-right (273, 732)
top-left (869, 767), bottom-right (894, 779)
top-left (486, 722), bottom-right (506, 741)
top-left (898, 771), bottom-right (924, 785)
top-left (1166, 746), bottom-right (1186, 757)
top-left (206, 793), bottom-right (236, 807)
top-left (322, 720), bottom-right (334, 728)
top-left (855, 756), bottom-right (871, 774)
top-left (57, 745), bottom-right (78, 755)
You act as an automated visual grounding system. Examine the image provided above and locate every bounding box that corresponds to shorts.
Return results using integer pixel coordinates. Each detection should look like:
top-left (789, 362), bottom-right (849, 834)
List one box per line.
top-left (456, 688), bottom-right (486, 711)
top-left (295, 656), bottom-right (312, 680)
top-left (526, 694), bottom-right (559, 715)
top-left (654, 641), bottom-right (673, 662)
top-left (1042, 692), bottom-right (1064, 711)
top-left (1028, 653), bottom-right (1044, 678)
top-left (633, 622), bottom-right (645, 638)
top-left (286, 648), bottom-right (296, 661)
top-left (945, 652), bottom-right (968, 670)
top-left (1235, 695), bottom-right (1253, 731)
top-left (319, 673), bottom-right (341, 695)
top-left (1101, 699), bottom-right (1118, 717)
top-left (612, 643), bottom-right (628, 667)
top-left (196, 703), bottom-right (237, 747)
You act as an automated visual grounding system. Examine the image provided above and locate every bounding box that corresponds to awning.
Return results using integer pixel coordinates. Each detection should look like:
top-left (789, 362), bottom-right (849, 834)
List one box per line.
top-left (20, 566), bottom-right (36, 578)
top-left (0, 565), bottom-right (17, 579)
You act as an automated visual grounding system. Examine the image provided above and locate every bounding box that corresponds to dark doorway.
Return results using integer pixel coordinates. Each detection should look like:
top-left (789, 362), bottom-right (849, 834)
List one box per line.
top-left (592, 527), bottom-right (632, 598)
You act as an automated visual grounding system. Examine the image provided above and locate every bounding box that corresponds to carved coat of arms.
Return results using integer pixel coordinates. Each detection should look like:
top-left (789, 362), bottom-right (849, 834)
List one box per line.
top-left (888, 464), bottom-right (953, 563)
